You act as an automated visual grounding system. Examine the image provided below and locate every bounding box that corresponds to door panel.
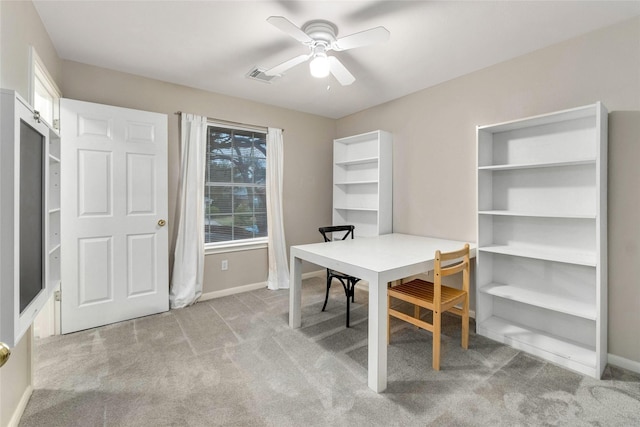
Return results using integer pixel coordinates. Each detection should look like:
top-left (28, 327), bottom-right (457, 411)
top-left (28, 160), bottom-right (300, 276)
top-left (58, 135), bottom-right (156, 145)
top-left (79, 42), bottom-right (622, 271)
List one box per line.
top-left (126, 121), bottom-right (156, 143)
top-left (78, 236), bottom-right (113, 305)
top-left (127, 233), bottom-right (157, 296)
top-left (127, 153), bottom-right (155, 214)
top-left (78, 149), bottom-right (112, 216)
top-left (79, 116), bottom-right (113, 138)
top-left (61, 99), bottom-right (168, 333)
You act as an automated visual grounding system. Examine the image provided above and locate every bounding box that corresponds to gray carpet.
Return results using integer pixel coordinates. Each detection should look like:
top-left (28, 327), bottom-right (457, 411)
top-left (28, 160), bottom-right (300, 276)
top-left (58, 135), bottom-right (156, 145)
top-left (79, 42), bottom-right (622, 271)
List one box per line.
top-left (20, 276), bottom-right (640, 426)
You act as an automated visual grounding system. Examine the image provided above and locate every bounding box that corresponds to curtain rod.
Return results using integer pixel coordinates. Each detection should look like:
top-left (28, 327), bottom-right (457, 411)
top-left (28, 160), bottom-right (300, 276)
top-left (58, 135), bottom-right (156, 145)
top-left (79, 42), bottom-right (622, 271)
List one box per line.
top-left (174, 111), bottom-right (282, 133)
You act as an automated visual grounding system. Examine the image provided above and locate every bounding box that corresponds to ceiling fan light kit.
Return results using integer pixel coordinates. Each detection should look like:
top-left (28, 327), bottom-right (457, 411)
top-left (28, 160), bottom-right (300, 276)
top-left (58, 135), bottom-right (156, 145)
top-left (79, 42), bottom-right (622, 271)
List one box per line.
top-left (309, 47), bottom-right (330, 78)
top-left (263, 16), bottom-right (389, 86)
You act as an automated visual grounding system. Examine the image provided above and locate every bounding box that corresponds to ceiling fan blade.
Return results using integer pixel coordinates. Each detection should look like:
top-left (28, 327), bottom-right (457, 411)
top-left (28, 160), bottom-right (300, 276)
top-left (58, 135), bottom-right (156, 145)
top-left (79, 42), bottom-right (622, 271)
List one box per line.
top-left (328, 56), bottom-right (355, 86)
top-left (267, 16), bottom-right (313, 44)
top-left (333, 26), bottom-right (390, 51)
top-left (264, 54), bottom-right (311, 76)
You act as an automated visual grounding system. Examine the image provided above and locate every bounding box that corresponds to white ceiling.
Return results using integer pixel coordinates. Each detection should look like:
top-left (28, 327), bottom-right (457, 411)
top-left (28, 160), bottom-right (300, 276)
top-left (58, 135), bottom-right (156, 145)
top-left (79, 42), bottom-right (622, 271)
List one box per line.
top-left (33, 1), bottom-right (640, 119)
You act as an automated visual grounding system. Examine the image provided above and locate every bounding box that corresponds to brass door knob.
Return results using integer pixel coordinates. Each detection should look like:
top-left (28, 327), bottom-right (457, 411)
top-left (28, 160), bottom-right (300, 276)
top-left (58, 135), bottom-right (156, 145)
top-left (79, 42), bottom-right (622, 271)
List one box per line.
top-left (158, 219), bottom-right (166, 227)
top-left (0, 342), bottom-right (10, 368)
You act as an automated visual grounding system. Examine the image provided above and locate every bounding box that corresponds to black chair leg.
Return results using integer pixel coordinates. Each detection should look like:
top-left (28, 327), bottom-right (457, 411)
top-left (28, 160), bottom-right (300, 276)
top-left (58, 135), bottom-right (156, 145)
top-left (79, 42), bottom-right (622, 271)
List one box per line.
top-left (322, 275), bottom-right (359, 328)
top-left (336, 278), bottom-right (350, 328)
top-left (346, 280), bottom-right (358, 328)
top-left (322, 274), bottom-right (331, 312)
top-left (351, 281), bottom-right (356, 303)
top-left (346, 289), bottom-right (350, 328)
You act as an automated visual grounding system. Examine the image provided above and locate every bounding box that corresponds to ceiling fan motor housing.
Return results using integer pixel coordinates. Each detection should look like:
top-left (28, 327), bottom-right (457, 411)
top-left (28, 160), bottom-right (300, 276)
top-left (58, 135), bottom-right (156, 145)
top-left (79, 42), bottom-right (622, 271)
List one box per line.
top-left (302, 20), bottom-right (338, 47)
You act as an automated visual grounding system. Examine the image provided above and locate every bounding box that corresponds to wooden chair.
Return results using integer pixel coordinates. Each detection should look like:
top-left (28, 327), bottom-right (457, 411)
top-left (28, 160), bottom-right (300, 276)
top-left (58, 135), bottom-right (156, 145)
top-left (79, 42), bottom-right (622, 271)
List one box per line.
top-left (387, 243), bottom-right (470, 370)
top-left (318, 225), bottom-right (361, 327)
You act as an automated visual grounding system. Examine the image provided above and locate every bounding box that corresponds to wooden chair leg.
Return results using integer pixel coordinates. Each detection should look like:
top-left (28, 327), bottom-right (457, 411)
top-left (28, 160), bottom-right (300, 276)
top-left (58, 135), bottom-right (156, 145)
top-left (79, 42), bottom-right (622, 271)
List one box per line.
top-left (387, 294), bottom-right (391, 345)
top-left (462, 296), bottom-right (469, 350)
top-left (433, 310), bottom-right (441, 371)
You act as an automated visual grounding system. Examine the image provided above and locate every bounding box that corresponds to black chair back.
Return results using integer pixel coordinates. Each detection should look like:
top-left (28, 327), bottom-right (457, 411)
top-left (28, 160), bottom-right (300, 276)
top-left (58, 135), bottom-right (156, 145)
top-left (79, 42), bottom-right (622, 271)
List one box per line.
top-left (318, 225), bottom-right (355, 243)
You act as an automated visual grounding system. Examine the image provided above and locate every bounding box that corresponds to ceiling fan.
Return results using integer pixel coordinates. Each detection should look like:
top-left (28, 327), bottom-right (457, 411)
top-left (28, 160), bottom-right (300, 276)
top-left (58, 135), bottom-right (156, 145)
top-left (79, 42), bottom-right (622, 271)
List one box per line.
top-left (264, 16), bottom-right (390, 86)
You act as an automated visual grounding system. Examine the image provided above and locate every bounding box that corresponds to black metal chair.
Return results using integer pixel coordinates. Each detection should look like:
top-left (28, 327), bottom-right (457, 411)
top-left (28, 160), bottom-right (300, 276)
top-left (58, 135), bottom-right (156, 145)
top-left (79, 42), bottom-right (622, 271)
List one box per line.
top-left (318, 225), bottom-right (361, 327)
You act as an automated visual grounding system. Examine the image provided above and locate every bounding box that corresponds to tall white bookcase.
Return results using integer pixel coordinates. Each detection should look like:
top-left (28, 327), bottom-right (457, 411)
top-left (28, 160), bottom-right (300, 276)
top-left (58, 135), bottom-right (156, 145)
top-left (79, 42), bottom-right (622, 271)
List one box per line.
top-left (476, 103), bottom-right (608, 378)
top-left (333, 130), bottom-right (392, 237)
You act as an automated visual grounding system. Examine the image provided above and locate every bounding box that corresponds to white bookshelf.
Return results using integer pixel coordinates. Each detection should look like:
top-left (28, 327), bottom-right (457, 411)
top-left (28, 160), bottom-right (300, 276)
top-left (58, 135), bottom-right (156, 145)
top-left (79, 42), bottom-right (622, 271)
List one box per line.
top-left (333, 130), bottom-right (392, 237)
top-left (48, 130), bottom-right (62, 289)
top-left (476, 103), bottom-right (608, 378)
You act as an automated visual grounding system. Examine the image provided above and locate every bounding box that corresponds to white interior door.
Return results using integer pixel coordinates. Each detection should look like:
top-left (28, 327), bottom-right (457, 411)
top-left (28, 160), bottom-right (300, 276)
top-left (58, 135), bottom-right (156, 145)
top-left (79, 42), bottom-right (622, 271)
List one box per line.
top-left (60, 99), bottom-right (168, 334)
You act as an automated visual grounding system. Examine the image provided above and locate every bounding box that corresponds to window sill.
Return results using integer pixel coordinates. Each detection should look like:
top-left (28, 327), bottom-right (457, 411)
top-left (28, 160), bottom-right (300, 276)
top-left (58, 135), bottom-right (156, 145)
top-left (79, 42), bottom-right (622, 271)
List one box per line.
top-left (205, 238), bottom-right (268, 255)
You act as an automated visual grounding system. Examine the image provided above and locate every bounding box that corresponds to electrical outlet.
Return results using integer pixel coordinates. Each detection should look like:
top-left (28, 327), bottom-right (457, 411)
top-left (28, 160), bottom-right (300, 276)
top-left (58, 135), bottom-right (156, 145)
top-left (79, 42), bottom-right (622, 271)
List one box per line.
top-left (221, 260), bottom-right (228, 271)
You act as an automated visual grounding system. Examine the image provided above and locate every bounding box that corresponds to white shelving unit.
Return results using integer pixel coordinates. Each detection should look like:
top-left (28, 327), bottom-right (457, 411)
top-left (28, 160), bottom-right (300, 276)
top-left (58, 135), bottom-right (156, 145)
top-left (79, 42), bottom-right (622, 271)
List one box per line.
top-left (333, 130), bottom-right (392, 237)
top-left (0, 89), bottom-right (60, 347)
top-left (48, 130), bottom-right (62, 291)
top-left (476, 103), bottom-right (608, 378)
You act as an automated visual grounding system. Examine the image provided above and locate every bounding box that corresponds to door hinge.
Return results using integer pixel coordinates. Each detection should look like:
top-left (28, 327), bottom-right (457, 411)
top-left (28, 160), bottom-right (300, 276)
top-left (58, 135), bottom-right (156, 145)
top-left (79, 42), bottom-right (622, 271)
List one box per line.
top-left (54, 289), bottom-right (61, 302)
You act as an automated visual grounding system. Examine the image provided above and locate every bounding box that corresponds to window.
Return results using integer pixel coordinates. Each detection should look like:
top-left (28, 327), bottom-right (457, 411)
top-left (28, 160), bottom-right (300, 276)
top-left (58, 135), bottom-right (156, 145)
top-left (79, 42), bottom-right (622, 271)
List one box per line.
top-left (205, 124), bottom-right (268, 249)
top-left (30, 47), bottom-right (61, 130)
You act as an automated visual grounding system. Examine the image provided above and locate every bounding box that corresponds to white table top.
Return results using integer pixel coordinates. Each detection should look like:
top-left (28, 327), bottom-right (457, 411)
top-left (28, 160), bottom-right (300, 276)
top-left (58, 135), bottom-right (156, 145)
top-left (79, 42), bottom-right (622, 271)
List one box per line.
top-left (291, 233), bottom-right (475, 274)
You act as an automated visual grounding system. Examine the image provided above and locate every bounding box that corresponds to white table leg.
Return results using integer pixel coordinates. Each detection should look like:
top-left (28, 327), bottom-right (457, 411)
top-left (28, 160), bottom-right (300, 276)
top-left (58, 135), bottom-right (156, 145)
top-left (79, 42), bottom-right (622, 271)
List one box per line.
top-left (289, 253), bottom-right (302, 328)
top-left (367, 275), bottom-right (388, 392)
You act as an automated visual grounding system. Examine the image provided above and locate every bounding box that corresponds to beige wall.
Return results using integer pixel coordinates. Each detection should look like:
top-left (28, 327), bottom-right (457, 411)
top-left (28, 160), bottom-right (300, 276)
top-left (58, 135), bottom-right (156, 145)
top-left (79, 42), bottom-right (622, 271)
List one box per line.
top-left (61, 61), bottom-right (335, 294)
top-left (0, 1), bottom-right (63, 424)
top-left (0, 0), bottom-right (61, 101)
top-left (337, 17), bottom-right (640, 364)
top-left (608, 110), bottom-right (640, 365)
top-left (0, 333), bottom-right (31, 427)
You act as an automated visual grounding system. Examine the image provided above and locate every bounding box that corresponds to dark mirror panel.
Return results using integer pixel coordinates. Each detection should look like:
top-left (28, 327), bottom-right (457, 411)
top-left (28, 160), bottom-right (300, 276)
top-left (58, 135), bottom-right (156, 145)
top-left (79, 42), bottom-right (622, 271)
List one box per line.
top-left (19, 119), bottom-right (44, 313)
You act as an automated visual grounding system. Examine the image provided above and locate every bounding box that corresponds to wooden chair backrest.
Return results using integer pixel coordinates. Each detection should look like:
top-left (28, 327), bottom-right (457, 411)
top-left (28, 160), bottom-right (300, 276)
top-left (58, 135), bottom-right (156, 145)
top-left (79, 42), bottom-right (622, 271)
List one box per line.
top-left (433, 243), bottom-right (470, 308)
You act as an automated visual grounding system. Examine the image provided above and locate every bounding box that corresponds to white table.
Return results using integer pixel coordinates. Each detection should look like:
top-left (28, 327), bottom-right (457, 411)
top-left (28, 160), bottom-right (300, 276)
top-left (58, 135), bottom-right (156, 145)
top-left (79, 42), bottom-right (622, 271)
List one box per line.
top-left (288, 233), bottom-right (476, 393)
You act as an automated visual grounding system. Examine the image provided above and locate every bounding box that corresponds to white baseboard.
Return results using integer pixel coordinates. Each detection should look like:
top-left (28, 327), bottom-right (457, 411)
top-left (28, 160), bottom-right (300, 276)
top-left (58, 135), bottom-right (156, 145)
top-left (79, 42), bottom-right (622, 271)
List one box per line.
top-left (198, 270), bottom-right (325, 302)
top-left (198, 282), bottom-right (266, 301)
top-left (301, 270), bottom-right (325, 280)
top-left (608, 353), bottom-right (640, 374)
top-left (8, 385), bottom-right (33, 427)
